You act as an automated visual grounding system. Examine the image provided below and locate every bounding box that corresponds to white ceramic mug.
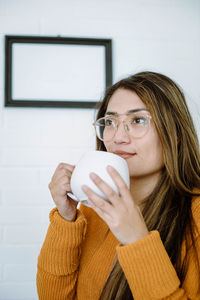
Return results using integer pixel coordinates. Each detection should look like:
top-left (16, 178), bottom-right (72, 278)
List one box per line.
top-left (68, 150), bottom-right (130, 206)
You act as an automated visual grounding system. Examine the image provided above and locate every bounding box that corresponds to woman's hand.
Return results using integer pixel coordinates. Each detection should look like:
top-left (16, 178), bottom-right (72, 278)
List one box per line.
top-left (82, 165), bottom-right (149, 245)
top-left (48, 163), bottom-right (78, 222)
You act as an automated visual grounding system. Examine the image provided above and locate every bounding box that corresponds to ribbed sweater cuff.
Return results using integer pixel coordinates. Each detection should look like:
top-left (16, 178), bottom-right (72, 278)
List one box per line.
top-left (38, 208), bottom-right (87, 276)
top-left (117, 231), bottom-right (180, 299)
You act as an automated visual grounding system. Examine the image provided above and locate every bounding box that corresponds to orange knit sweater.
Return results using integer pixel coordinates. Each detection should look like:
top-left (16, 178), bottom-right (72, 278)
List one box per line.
top-left (37, 195), bottom-right (200, 299)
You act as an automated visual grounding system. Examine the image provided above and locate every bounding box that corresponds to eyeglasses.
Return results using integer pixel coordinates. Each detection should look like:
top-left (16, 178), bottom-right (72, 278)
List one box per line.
top-left (93, 111), bottom-right (152, 142)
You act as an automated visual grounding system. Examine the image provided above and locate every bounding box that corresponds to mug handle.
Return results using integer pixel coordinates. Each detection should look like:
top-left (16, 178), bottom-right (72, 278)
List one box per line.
top-left (67, 192), bottom-right (90, 207)
top-left (67, 192), bottom-right (79, 202)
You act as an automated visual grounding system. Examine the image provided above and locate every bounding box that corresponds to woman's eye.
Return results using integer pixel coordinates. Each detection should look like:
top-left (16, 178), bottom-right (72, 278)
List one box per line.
top-left (105, 119), bottom-right (114, 126)
top-left (132, 116), bottom-right (148, 125)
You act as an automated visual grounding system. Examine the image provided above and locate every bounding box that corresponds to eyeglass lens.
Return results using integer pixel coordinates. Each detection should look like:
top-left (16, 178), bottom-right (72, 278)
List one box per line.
top-left (95, 113), bottom-right (150, 141)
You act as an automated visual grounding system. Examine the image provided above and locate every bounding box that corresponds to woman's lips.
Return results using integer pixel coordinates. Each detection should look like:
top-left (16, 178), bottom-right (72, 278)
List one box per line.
top-left (114, 151), bottom-right (135, 159)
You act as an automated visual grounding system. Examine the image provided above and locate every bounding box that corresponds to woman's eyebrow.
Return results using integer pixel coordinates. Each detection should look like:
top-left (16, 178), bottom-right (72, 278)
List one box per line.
top-left (105, 108), bottom-right (148, 115)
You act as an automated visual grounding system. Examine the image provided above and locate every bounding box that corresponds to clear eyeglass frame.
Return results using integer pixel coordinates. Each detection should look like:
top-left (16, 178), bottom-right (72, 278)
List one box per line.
top-left (93, 112), bottom-right (152, 142)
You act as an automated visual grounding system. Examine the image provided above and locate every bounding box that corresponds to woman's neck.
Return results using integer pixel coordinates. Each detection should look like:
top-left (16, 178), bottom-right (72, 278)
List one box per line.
top-left (129, 172), bottom-right (162, 209)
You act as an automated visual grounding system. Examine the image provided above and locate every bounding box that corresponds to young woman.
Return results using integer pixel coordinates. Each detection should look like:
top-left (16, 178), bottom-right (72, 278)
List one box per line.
top-left (37, 71), bottom-right (200, 299)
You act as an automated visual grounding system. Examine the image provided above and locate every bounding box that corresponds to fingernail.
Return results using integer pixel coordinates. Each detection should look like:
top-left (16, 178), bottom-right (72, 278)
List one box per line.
top-left (90, 172), bottom-right (97, 180)
top-left (107, 165), bottom-right (113, 172)
top-left (82, 185), bottom-right (88, 192)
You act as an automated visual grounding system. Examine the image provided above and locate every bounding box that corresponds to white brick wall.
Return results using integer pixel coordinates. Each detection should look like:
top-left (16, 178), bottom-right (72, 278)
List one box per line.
top-left (0, 0), bottom-right (200, 299)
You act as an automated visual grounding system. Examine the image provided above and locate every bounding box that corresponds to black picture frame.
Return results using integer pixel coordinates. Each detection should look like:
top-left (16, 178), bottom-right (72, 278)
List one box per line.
top-left (4, 35), bottom-right (112, 108)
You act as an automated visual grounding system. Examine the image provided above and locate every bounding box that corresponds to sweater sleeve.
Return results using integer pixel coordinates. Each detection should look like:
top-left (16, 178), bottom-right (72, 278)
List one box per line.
top-left (117, 230), bottom-right (200, 299)
top-left (117, 194), bottom-right (200, 300)
top-left (37, 208), bottom-right (87, 300)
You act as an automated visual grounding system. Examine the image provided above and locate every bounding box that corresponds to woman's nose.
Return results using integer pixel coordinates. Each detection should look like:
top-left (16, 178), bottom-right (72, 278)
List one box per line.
top-left (112, 122), bottom-right (131, 144)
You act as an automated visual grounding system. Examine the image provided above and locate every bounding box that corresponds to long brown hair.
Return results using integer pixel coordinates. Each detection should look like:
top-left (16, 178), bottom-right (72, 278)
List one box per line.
top-left (95, 71), bottom-right (200, 299)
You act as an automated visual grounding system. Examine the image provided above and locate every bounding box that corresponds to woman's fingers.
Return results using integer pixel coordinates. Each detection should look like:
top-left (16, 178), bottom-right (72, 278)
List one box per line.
top-left (57, 162), bottom-right (75, 172)
top-left (49, 162), bottom-right (78, 221)
top-left (82, 183), bottom-right (110, 209)
top-left (106, 165), bottom-right (131, 202)
top-left (49, 163), bottom-right (75, 199)
top-left (52, 163), bottom-right (75, 181)
top-left (89, 172), bottom-right (122, 207)
top-left (82, 183), bottom-right (112, 216)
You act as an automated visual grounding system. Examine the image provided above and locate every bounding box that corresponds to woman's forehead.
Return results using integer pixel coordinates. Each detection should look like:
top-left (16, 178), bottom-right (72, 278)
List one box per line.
top-left (106, 88), bottom-right (147, 113)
